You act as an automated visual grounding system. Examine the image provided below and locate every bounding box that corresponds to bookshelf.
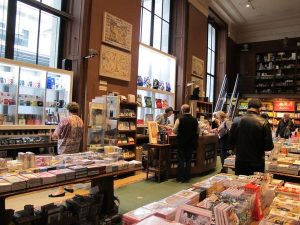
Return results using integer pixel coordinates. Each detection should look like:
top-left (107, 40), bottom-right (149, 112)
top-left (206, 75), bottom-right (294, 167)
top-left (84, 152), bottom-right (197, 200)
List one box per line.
top-left (255, 50), bottom-right (300, 94)
top-left (190, 100), bottom-right (213, 121)
top-left (236, 97), bottom-right (300, 128)
top-left (117, 101), bottom-right (137, 160)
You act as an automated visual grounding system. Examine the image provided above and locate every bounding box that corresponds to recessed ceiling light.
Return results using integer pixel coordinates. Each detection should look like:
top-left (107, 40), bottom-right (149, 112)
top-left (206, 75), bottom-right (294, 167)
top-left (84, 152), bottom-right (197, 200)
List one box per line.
top-left (246, 3), bottom-right (250, 7)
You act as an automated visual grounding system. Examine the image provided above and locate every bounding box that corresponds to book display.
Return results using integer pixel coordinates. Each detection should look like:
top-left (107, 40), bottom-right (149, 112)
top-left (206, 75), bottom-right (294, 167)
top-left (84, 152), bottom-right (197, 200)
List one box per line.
top-left (137, 44), bottom-right (176, 126)
top-left (237, 97), bottom-right (300, 128)
top-left (123, 173), bottom-right (300, 225)
top-left (255, 50), bottom-right (300, 94)
top-left (0, 151), bottom-right (142, 223)
top-left (190, 100), bottom-right (213, 121)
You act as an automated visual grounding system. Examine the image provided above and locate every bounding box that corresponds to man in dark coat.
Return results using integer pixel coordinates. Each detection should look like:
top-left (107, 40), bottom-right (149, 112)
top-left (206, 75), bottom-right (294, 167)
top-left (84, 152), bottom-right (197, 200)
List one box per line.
top-left (173, 104), bottom-right (199, 182)
top-left (276, 113), bottom-right (295, 139)
top-left (229, 98), bottom-right (274, 175)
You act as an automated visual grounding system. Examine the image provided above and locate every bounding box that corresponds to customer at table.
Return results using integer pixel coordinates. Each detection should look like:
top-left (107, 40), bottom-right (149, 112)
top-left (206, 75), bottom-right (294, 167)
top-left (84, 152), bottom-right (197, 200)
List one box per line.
top-left (155, 107), bottom-right (174, 131)
top-left (173, 104), bottom-right (199, 182)
top-left (276, 113), bottom-right (295, 139)
top-left (49, 102), bottom-right (84, 197)
top-left (229, 98), bottom-right (274, 175)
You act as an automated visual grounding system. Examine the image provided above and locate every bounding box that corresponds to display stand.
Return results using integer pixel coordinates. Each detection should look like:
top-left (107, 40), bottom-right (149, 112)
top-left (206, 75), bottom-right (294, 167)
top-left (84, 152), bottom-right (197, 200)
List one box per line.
top-left (146, 143), bottom-right (171, 182)
top-left (0, 167), bottom-right (141, 224)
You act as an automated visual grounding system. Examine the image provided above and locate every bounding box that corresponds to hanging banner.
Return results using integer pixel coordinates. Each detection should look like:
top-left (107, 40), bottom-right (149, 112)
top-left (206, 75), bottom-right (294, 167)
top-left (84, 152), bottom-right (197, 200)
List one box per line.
top-left (273, 101), bottom-right (295, 112)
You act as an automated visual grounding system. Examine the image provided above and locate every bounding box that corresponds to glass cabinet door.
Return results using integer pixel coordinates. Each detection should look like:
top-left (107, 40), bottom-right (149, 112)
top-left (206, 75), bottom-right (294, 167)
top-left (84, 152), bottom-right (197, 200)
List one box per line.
top-left (18, 67), bottom-right (46, 125)
top-left (45, 72), bottom-right (71, 124)
top-left (0, 62), bottom-right (19, 125)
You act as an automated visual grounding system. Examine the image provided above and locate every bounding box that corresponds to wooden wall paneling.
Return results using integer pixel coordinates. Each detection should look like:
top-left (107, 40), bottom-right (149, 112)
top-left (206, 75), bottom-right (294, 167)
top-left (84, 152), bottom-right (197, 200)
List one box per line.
top-left (226, 37), bottom-right (238, 92)
top-left (185, 3), bottom-right (208, 103)
top-left (171, 0), bottom-right (188, 109)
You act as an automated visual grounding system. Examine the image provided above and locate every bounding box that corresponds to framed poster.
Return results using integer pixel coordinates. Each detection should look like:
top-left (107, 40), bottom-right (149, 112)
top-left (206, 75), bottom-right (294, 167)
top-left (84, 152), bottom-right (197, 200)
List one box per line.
top-left (147, 121), bottom-right (158, 144)
top-left (192, 56), bottom-right (204, 78)
top-left (99, 45), bottom-right (131, 81)
top-left (102, 12), bottom-right (132, 51)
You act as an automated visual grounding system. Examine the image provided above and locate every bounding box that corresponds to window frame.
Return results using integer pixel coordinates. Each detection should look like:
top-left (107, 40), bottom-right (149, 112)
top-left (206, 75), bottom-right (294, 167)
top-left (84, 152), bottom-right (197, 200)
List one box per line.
top-left (140, 0), bottom-right (172, 53)
top-left (206, 23), bottom-right (217, 103)
top-left (3, 0), bottom-right (71, 68)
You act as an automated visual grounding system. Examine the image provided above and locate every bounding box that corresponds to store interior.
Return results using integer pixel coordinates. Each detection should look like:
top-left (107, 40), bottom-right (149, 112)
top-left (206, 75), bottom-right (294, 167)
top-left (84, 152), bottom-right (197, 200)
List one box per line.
top-left (0, 0), bottom-right (300, 224)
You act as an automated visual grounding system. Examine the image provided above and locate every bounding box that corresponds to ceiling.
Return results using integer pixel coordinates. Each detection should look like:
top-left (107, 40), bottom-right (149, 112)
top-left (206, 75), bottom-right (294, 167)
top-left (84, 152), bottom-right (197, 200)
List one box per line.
top-left (208, 0), bottom-right (300, 43)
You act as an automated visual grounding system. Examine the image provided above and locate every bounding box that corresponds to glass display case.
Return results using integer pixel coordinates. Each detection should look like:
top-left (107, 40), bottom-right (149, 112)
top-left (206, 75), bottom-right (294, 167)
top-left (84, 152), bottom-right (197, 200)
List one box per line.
top-left (137, 44), bottom-right (176, 125)
top-left (0, 58), bottom-right (73, 127)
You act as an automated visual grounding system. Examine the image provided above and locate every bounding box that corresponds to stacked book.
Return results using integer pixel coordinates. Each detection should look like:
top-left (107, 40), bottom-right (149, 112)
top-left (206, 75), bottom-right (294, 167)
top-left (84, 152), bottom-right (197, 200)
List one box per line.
top-left (20, 173), bottom-right (42, 188)
top-left (4, 175), bottom-right (27, 191)
top-left (68, 165), bottom-right (87, 179)
top-left (174, 190), bottom-right (199, 205)
top-left (143, 202), bottom-right (177, 221)
top-left (0, 178), bottom-right (12, 193)
top-left (49, 170), bottom-right (67, 182)
top-left (135, 215), bottom-right (183, 225)
top-left (39, 172), bottom-right (56, 185)
top-left (59, 168), bottom-right (76, 180)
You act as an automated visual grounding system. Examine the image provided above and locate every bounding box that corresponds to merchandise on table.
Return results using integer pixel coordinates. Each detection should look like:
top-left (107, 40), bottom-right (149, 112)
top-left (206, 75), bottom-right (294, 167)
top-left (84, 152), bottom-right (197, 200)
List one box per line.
top-left (123, 207), bottom-right (155, 224)
top-left (135, 215), bottom-right (183, 225)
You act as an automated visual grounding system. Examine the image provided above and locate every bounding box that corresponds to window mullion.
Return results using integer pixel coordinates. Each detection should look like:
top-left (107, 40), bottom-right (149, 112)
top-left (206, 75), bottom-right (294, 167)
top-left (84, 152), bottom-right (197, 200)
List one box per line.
top-left (35, 9), bottom-right (42, 64)
top-left (5, 0), bottom-right (17, 59)
top-left (150, 0), bottom-right (155, 47)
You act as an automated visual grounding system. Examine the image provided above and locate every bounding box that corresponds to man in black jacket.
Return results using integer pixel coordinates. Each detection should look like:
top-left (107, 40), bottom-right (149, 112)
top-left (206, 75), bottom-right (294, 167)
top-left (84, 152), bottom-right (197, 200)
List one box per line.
top-left (276, 113), bottom-right (295, 139)
top-left (229, 99), bottom-right (274, 175)
top-left (173, 104), bottom-right (199, 182)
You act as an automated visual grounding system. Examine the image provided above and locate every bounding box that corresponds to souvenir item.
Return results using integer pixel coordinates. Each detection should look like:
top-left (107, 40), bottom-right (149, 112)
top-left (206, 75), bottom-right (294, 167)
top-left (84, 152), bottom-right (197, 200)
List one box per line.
top-left (144, 77), bottom-right (151, 88)
top-left (166, 82), bottom-right (171, 92)
top-left (144, 96), bottom-right (152, 108)
top-left (163, 99), bottom-right (169, 108)
top-left (145, 114), bottom-right (153, 122)
top-left (137, 94), bottom-right (143, 106)
top-left (137, 75), bottom-right (143, 86)
top-left (156, 99), bottom-right (162, 108)
top-left (175, 204), bottom-right (212, 225)
top-left (159, 80), bottom-right (165, 90)
top-left (153, 79), bottom-right (159, 89)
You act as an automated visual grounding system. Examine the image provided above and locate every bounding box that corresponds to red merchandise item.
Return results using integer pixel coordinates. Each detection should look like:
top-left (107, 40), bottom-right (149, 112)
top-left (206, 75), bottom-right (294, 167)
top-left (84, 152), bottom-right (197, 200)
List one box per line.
top-left (156, 99), bottom-right (162, 108)
top-left (245, 183), bottom-right (264, 221)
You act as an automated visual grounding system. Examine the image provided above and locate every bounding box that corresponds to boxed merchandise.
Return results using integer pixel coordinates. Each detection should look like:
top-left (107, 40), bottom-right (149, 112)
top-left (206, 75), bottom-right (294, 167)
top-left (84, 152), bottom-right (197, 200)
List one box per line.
top-left (20, 173), bottom-right (42, 188)
top-left (160, 194), bottom-right (190, 207)
top-left (4, 175), bottom-right (27, 191)
top-left (68, 165), bottom-right (87, 179)
top-left (174, 190), bottom-right (199, 205)
top-left (260, 214), bottom-right (300, 225)
top-left (48, 169), bottom-right (77, 182)
top-left (0, 178), bottom-right (12, 193)
top-left (143, 201), bottom-right (177, 221)
top-left (39, 172), bottom-right (56, 185)
top-left (123, 207), bottom-right (155, 225)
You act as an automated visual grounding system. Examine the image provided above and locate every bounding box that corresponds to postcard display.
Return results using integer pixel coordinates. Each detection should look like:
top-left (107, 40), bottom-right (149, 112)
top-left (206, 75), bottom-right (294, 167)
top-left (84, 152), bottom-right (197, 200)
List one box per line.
top-left (0, 58), bottom-right (72, 153)
top-left (123, 173), bottom-right (300, 225)
top-left (137, 44), bottom-right (176, 128)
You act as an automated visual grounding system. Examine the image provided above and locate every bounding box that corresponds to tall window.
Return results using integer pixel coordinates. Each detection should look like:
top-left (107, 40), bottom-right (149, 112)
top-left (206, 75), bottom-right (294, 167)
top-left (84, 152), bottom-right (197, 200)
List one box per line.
top-left (206, 23), bottom-right (216, 103)
top-left (0, 0), bottom-right (70, 68)
top-left (140, 0), bottom-right (171, 53)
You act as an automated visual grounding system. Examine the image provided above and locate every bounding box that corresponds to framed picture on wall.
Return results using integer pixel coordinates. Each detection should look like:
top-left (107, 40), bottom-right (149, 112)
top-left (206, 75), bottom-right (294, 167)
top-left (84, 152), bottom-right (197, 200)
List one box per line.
top-left (192, 56), bottom-right (204, 78)
top-left (99, 45), bottom-right (131, 81)
top-left (102, 12), bottom-right (132, 51)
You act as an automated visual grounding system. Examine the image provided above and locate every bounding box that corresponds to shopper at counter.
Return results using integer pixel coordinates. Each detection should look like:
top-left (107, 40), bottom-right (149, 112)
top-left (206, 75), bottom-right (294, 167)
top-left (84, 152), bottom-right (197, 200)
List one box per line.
top-left (276, 113), bottom-right (295, 139)
top-left (49, 102), bottom-right (84, 197)
top-left (229, 98), bottom-right (274, 176)
top-left (173, 104), bottom-right (199, 182)
top-left (216, 111), bottom-right (231, 172)
top-left (155, 107), bottom-right (174, 131)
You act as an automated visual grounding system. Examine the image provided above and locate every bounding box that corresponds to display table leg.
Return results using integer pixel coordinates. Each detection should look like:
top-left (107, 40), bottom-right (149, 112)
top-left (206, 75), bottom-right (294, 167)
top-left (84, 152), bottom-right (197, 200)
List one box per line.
top-left (0, 196), bottom-right (9, 225)
top-left (91, 176), bottom-right (114, 213)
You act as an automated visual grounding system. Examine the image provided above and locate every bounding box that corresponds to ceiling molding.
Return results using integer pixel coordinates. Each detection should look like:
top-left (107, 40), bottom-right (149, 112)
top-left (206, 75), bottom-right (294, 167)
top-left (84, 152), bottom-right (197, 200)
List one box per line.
top-left (189, 0), bottom-right (209, 17)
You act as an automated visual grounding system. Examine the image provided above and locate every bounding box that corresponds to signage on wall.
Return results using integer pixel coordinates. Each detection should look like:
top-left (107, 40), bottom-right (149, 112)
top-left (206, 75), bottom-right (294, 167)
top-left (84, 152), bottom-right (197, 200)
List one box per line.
top-left (273, 101), bottom-right (295, 111)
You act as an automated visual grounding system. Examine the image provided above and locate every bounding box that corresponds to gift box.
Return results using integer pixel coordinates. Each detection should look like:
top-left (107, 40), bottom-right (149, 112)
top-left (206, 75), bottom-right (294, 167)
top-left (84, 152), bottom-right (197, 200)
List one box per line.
top-left (20, 173), bottom-right (42, 188)
top-left (135, 215), bottom-right (182, 225)
top-left (143, 202), bottom-right (177, 221)
top-left (4, 175), bottom-right (27, 191)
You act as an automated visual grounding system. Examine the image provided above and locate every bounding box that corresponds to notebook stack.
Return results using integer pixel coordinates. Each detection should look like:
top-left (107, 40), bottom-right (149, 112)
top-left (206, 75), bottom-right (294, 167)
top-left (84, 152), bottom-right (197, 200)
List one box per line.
top-left (39, 172), bottom-right (56, 185)
top-left (0, 178), bottom-right (12, 193)
top-left (122, 207), bottom-right (155, 225)
top-left (135, 215), bottom-right (183, 225)
top-left (20, 173), bottom-right (42, 188)
top-left (174, 190), bottom-right (199, 205)
top-left (68, 165), bottom-right (87, 178)
top-left (49, 170), bottom-right (67, 182)
top-left (143, 201), bottom-right (177, 221)
top-left (4, 175), bottom-right (27, 191)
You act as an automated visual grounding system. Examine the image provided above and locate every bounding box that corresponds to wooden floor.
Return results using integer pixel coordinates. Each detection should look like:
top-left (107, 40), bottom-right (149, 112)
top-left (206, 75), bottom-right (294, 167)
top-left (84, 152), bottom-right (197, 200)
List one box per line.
top-left (6, 171), bottom-right (148, 211)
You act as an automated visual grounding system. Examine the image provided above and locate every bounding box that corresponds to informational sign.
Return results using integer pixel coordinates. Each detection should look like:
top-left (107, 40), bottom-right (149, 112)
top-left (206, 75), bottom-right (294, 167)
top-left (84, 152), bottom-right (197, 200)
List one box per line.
top-left (273, 101), bottom-right (295, 112)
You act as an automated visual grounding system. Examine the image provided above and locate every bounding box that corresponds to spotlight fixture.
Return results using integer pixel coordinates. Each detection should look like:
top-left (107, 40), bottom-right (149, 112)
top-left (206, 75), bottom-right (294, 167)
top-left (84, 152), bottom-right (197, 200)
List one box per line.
top-left (246, 0), bottom-right (254, 9)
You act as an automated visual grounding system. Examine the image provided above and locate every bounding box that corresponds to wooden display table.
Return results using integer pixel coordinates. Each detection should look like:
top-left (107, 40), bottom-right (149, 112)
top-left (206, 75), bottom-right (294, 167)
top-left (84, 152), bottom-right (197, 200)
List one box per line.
top-left (0, 167), bottom-right (141, 223)
top-left (146, 143), bottom-right (171, 182)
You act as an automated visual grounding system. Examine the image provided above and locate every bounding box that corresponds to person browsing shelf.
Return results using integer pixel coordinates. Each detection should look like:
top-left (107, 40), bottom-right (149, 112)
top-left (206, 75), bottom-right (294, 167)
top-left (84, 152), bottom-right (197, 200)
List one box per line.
top-left (49, 102), bottom-right (84, 197)
top-left (276, 113), bottom-right (295, 139)
top-left (229, 98), bottom-right (274, 176)
top-left (155, 107), bottom-right (174, 131)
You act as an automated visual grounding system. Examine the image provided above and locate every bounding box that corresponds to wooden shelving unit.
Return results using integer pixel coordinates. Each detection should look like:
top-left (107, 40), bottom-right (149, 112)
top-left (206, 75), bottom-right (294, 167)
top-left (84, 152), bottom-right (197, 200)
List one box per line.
top-left (255, 50), bottom-right (300, 94)
top-left (190, 100), bottom-right (213, 120)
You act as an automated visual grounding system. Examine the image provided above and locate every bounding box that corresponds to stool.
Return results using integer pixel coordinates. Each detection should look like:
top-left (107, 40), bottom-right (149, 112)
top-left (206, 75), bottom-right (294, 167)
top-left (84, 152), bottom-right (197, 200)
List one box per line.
top-left (146, 143), bottom-right (171, 182)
